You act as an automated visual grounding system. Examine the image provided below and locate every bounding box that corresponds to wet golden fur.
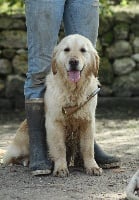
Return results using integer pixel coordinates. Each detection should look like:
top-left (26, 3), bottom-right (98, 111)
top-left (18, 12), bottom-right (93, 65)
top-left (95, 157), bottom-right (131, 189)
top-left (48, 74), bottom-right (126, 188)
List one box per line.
top-left (45, 34), bottom-right (102, 176)
top-left (3, 34), bottom-right (102, 176)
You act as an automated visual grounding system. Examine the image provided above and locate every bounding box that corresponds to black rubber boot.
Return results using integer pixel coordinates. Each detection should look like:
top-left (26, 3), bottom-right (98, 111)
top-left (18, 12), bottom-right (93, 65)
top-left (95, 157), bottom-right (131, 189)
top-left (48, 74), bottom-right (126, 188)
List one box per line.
top-left (94, 141), bottom-right (121, 169)
top-left (25, 99), bottom-right (52, 175)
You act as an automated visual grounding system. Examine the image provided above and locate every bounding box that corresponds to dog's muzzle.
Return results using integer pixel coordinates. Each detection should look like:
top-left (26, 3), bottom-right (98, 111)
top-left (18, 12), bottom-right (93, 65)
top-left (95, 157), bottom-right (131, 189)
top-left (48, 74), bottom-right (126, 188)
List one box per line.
top-left (68, 58), bottom-right (81, 83)
top-left (69, 58), bottom-right (79, 71)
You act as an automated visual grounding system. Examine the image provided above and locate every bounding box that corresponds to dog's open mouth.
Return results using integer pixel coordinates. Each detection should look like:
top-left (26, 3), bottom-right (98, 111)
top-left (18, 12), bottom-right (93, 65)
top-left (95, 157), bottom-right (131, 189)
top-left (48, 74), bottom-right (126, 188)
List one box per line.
top-left (68, 71), bottom-right (81, 83)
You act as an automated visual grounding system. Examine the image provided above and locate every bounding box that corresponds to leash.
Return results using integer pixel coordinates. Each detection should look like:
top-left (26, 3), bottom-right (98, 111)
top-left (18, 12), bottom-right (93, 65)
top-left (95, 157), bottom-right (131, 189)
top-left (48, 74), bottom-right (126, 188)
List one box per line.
top-left (62, 87), bottom-right (100, 116)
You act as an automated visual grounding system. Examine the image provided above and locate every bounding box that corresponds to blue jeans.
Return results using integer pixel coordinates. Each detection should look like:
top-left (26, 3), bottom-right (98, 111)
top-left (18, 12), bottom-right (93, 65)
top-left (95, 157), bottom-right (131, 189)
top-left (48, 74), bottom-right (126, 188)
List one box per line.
top-left (24, 0), bottom-right (99, 99)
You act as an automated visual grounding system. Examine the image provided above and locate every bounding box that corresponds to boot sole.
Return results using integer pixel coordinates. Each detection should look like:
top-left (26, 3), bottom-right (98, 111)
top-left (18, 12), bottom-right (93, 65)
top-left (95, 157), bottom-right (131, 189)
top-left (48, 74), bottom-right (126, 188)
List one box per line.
top-left (99, 161), bottom-right (121, 169)
top-left (31, 169), bottom-right (51, 176)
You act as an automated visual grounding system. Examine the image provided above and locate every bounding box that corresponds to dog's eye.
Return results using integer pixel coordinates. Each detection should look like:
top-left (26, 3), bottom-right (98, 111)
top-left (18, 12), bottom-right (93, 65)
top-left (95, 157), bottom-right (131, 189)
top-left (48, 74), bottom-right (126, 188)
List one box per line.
top-left (80, 48), bottom-right (86, 53)
top-left (64, 47), bottom-right (70, 52)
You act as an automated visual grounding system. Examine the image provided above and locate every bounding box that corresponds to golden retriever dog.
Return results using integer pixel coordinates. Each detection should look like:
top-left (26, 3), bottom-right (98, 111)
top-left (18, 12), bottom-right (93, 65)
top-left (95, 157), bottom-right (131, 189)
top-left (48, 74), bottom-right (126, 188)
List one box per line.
top-left (3, 34), bottom-right (102, 177)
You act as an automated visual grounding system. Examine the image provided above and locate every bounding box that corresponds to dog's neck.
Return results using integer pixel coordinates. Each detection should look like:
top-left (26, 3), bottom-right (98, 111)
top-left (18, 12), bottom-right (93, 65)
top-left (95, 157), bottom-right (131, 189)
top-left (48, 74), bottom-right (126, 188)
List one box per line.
top-left (64, 75), bottom-right (97, 93)
top-left (62, 75), bottom-right (98, 106)
top-left (62, 87), bottom-right (100, 116)
top-left (50, 71), bottom-right (98, 107)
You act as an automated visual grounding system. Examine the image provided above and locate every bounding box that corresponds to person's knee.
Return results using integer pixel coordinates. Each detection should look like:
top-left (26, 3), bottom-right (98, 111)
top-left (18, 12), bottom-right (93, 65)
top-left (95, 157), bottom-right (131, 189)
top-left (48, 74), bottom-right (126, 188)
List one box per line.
top-left (31, 71), bottom-right (46, 87)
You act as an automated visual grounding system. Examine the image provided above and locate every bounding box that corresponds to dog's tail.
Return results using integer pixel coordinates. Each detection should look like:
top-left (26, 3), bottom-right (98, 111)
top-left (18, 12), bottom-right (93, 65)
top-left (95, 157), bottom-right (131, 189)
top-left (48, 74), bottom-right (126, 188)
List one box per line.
top-left (3, 119), bottom-right (29, 166)
top-left (3, 143), bottom-right (23, 165)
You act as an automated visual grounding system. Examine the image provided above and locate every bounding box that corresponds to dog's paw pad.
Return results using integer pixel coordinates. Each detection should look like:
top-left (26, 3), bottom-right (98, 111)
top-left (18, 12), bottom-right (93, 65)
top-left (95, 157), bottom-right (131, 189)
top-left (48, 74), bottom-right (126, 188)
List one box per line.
top-left (86, 167), bottom-right (102, 176)
top-left (53, 168), bottom-right (69, 178)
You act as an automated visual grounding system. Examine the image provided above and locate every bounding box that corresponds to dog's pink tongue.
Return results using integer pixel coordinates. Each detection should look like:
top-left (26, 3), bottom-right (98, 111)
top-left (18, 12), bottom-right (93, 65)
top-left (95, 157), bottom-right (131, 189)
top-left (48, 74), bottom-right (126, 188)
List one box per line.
top-left (68, 71), bottom-right (81, 83)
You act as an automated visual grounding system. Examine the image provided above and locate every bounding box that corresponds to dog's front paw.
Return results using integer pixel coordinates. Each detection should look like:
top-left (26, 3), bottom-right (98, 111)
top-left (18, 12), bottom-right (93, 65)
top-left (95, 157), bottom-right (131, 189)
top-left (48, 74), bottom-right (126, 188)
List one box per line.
top-left (53, 159), bottom-right (69, 177)
top-left (53, 167), bottom-right (69, 178)
top-left (86, 167), bottom-right (102, 176)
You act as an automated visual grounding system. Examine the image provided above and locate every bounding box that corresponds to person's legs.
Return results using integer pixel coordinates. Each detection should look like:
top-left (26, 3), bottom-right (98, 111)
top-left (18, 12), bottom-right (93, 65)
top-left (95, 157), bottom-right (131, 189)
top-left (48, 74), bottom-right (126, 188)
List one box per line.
top-left (64, 0), bottom-right (120, 168)
top-left (24, 0), bottom-right (65, 175)
top-left (24, 0), bottom-right (65, 99)
top-left (63, 0), bottom-right (99, 47)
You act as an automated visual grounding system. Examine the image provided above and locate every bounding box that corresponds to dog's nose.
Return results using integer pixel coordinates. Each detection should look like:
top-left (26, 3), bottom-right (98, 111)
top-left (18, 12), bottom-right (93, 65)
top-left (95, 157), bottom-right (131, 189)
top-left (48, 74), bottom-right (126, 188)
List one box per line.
top-left (69, 58), bottom-right (79, 70)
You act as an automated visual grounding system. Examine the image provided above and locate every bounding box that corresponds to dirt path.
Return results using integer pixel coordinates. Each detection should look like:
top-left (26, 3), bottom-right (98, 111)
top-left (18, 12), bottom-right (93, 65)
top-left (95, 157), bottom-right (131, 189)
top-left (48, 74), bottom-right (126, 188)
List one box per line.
top-left (0, 104), bottom-right (139, 200)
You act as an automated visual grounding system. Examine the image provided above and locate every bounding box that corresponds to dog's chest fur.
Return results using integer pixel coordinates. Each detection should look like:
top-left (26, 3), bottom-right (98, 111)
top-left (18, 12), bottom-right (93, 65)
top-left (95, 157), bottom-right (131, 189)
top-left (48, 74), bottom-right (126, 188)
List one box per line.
top-left (45, 73), bottom-right (98, 165)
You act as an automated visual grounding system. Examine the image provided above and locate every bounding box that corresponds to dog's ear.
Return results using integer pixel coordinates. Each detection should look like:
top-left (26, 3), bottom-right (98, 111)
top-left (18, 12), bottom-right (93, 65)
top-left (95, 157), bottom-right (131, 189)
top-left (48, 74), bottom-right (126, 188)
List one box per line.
top-left (92, 51), bottom-right (99, 77)
top-left (51, 47), bottom-right (57, 75)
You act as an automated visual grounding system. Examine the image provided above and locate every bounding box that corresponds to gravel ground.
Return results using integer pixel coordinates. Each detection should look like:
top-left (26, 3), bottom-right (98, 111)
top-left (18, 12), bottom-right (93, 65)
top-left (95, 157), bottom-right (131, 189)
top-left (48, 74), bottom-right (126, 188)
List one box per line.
top-left (0, 98), bottom-right (139, 200)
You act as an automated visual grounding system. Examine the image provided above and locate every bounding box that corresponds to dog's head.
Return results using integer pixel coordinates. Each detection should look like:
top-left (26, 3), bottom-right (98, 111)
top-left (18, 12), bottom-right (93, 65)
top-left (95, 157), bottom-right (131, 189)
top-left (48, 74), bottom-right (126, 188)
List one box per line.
top-left (52, 34), bottom-right (99, 83)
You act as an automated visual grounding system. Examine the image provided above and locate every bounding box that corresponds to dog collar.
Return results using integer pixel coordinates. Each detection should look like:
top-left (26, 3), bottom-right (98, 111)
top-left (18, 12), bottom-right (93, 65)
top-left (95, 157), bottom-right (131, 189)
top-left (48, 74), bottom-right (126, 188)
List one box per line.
top-left (62, 87), bottom-right (100, 116)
